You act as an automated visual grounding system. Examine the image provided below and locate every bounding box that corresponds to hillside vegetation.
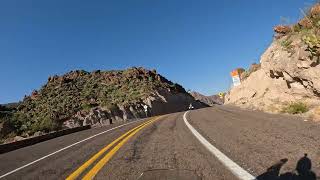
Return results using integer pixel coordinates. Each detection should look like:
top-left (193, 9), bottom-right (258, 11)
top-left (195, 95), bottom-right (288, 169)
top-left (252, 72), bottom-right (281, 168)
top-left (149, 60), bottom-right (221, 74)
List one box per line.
top-left (274, 4), bottom-right (320, 61)
top-left (0, 67), bottom-right (189, 142)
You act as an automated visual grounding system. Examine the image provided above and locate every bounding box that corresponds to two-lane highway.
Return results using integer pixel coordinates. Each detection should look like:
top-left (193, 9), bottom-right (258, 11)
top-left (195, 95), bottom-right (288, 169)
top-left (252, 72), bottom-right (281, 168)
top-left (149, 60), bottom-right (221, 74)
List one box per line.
top-left (67, 116), bottom-right (163, 179)
top-left (0, 117), bottom-right (161, 179)
top-left (0, 106), bottom-right (319, 179)
top-left (89, 111), bottom-right (237, 180)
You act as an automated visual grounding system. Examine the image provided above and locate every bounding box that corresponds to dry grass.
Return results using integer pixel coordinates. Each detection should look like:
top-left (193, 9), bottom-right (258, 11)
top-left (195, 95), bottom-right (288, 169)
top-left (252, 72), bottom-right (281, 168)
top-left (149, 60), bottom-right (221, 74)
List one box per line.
top-left (282, 102), bottom-right (309, 114)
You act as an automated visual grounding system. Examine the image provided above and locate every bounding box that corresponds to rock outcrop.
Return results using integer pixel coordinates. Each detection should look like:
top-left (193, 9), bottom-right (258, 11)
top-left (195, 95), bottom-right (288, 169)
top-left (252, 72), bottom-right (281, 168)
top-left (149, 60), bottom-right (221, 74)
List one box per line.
top-left (63, 88), bottom-right (200, 128)
top-left (225, 4), bottom-right (320, 118)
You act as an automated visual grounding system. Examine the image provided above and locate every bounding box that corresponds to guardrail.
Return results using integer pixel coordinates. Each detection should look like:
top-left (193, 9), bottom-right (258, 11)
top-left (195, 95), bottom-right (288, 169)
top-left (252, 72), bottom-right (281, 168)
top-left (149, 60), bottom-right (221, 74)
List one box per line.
top-left (0, 125), bottom-right (91, 154)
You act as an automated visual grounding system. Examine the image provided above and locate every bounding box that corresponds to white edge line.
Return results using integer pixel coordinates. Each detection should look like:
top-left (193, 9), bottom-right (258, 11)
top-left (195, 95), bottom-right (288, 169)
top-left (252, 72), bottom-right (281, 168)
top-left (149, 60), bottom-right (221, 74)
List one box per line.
top-left (183, 111), bottom-right (256, 180)
top-left (0, 119), bottom-right (145, 179)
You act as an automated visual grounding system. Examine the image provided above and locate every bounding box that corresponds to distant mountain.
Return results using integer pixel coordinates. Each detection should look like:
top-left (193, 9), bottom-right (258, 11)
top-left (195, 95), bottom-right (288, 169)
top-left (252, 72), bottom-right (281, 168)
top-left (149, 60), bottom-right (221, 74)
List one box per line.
top-left (0, 102), bottom-right (20, 110)
top-left (0, 67), bottom-right (204, 143)
top-left (0, 103), bottom-right (18, 119)
top-left (190, 91), bottom-right (223, 106)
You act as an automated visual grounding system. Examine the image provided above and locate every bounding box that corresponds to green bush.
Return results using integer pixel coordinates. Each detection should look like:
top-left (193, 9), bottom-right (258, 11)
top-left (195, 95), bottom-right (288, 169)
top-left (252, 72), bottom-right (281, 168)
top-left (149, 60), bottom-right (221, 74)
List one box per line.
top-left (30, 117), bottom-right (59, 133)
top-left (281, 39), bottom-right (293, 48)
top-left (280, 38), bottom-right (295, 54)
top-left (302, 33), bottom-right (320, 56)
top-left (292, 24), bottom-right (302, 32)
top-left (81, 103), bottom-right (96, 110)
top-left (282, 102), bottom-right (308, 114)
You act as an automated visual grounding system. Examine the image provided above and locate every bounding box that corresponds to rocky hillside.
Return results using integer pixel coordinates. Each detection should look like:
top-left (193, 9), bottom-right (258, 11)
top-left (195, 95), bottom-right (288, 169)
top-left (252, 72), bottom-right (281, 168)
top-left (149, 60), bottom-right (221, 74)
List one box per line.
top-left (0, 67), bottom-right (202, 142)
top-left (225, 4), bottom-right (320, 120)
top-left (190, 91), bottom-right (223, 105)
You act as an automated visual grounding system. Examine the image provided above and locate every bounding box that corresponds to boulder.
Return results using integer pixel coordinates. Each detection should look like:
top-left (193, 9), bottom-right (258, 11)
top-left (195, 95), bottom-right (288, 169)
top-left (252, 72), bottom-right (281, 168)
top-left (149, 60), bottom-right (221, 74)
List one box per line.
top-left (298, 18), bottom-right (313, 29)
top-left (310, 3), bottom-right (320, 18)
top-left (13, 136), bottom-right (25, 142)
top-left (33, 131), bottom-right (44, 137)
top-left (274, 25), bottom-right (292, 35)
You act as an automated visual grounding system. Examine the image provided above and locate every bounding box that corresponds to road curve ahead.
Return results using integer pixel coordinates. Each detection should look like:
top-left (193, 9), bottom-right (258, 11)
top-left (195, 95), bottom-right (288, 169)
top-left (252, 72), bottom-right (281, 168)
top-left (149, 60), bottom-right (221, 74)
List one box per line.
top-left (0, 106), bottom-right (319, 179)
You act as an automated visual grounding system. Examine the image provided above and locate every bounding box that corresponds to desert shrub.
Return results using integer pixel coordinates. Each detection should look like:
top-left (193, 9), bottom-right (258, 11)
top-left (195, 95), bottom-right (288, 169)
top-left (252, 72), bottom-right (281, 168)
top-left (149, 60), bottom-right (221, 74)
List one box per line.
top-left (280, 37), bottom-right (295, 54)
top-left (0, 112), bottom-right (44, 137)
top-left (282, 102), bottom-right (308, 114)
top-left (240, 71), bottom-right (250, 80)
top-left (302, 33), bottom-right (320, 56)
top-left (292, 24), bottom-right (302, 32)
top-left (281, 39), bottom-right (293, 48)
top-left (240, 63), bottom-right (261, 80)
top-left (9, 112), bottom-right (28, 134)
top-left (29, 116), bottom-right (59, 134)
top-left (81, 103), bottom-right (96, 110)
top-left (107, 104), bottom-right (119, 111)
top-left (0, 111), bottom-right (13, 120)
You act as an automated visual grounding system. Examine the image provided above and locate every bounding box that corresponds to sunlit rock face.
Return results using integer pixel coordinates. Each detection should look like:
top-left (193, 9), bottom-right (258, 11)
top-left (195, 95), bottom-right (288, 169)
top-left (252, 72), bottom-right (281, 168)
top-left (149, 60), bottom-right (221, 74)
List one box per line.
top-left (225, 4), bottom-right (320, 117)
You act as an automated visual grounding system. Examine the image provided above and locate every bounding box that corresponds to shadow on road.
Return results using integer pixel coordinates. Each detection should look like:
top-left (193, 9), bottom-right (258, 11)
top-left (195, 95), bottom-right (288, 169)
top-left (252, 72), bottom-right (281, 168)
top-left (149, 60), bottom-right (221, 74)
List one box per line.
top-left (257, 154), bottom-right (317, 180)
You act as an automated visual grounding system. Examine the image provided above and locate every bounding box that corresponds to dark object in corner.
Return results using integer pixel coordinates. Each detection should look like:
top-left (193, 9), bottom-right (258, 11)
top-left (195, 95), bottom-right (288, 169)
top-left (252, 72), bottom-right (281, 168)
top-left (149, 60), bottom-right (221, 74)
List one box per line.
top-left (257, 154), bottom-right (317, 180)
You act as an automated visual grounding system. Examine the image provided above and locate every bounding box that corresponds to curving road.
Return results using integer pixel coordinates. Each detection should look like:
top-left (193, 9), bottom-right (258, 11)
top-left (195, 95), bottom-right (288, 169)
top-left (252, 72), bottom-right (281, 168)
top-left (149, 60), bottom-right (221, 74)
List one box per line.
top-left (0, 106), bottom-right (319, 180)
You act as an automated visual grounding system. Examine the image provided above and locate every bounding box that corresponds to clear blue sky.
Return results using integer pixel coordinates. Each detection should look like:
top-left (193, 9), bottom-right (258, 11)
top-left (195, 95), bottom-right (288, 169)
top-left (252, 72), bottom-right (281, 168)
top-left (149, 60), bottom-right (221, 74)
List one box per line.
top-left (0, 0), bottom-right (315, 103)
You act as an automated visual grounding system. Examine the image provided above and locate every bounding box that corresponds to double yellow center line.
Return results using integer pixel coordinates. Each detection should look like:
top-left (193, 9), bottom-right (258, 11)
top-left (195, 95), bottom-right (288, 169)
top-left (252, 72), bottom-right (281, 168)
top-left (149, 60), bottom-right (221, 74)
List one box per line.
top-left (66, 116), bottom-right (163, 180)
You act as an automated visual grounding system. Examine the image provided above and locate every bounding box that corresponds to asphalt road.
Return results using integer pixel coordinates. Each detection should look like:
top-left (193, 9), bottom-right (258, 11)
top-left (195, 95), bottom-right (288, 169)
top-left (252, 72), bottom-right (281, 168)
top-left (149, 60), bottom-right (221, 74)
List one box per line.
top-left (0, 106), bottom-right (319, 180)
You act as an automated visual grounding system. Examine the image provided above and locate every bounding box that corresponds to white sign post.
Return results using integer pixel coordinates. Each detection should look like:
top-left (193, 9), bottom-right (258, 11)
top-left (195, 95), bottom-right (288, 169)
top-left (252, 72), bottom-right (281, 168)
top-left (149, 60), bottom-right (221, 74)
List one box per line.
top-left (143, 105), bottom-right (148, 117)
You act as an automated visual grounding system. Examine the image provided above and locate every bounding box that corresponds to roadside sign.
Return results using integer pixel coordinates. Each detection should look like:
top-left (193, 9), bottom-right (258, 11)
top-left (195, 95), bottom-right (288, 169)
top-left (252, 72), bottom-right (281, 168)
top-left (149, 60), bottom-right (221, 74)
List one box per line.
top-left (143, 105), bottom-right (149, 117)
top-left (143, 105), bottom-right (148, 112)
top-left (230, 69), bottom-right (241, 87)
top-left (218, 92), bottom-right (225, 98)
